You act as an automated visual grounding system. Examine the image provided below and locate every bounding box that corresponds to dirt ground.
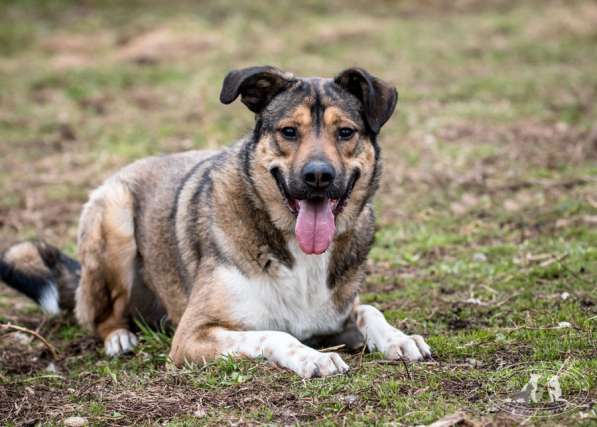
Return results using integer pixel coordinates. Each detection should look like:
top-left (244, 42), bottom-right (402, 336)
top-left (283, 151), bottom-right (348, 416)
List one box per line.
top-left (0, 0), bottom-right (596, 425)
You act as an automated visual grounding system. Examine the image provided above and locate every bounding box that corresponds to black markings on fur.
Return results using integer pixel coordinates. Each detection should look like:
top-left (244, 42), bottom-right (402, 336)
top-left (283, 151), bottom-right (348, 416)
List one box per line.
top-left (0, 242), bottom-right (80, 310)
top-left (237, 129), bottom-right (294, 271)
top-left (260, 82), bottom-right (308, 130)
top-left (171, 158), bottom-right (209, 224)
top-left (171, 157), bottom-right (212, 292)
top-left (171, 152), bottom-right (229, 290)
top-left (311, 84), bottom-right (324, 136)
top-left (323, 80), bottom-right (369, 137)
top-left (0, 258), bottom-right (52, 306)
top-left (240, 120), bottom-right (262, 190)
top-left (188, 152), bottom-right (230, 265)
top-left (131, 189), bottom-right (146, 277)
top-left (322, 80), bottom-right (337, 100)
top-left (327, 207), bottom-right (375, 291)
top-left (359, 136), bottom-right (382, 215)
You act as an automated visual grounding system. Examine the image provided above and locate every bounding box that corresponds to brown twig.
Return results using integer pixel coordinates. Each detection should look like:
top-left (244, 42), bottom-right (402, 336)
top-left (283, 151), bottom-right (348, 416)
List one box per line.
top-left (357, 343), bottom-right (367, 369)
top-left (0, 323), bottom-right (58, 359)
top-left (399, 356), bottom-right (414, 381)
top-left (319, 344), bottom-right (346, 353)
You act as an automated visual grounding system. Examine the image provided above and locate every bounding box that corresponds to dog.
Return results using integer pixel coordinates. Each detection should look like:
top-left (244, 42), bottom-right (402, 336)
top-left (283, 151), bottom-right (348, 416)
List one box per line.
top-left (0, 66), bottom-right (431, 378)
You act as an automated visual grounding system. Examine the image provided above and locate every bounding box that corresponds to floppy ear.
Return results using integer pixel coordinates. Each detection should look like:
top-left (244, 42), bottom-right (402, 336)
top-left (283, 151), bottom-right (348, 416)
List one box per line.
top-left (219, 66), bottom-right (296, 113)
top-left (334, 67), bottom-right (398, 134)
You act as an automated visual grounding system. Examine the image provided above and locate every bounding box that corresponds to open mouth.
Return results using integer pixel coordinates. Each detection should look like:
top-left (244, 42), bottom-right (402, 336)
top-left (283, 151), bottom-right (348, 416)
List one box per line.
top-left (270, 168), bottom-right (360, 255)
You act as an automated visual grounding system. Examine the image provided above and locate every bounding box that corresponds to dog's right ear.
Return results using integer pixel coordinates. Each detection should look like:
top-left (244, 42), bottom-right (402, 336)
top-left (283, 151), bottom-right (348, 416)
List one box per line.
top-left (220, 66), bottom-right (296, 113)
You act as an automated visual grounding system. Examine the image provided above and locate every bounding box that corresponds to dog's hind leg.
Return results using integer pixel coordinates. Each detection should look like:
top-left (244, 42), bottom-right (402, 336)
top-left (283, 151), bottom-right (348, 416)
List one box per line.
top-left (75, 180), bottom-right (139, 356)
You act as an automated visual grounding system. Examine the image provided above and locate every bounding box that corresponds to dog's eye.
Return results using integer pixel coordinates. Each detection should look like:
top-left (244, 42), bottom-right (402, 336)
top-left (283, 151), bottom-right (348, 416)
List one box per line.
top-left (280, 127), bottom-right (298, 140)
top-left (337, 127), bottom-right (355, 140)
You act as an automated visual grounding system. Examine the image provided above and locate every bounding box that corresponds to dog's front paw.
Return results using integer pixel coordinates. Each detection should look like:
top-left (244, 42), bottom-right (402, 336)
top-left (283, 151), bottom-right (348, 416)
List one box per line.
top-left (104, 328), bottom-right (138, 356)
top-left (281, 348), bottom-right (349, 378)
top-left (298, 351), bottom-right (350, 378)
top-left (380, 331), bottom-right (431, 361)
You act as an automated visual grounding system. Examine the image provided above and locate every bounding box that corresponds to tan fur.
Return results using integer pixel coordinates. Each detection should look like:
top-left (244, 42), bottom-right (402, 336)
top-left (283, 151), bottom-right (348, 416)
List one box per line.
top-left (4, 242), bottom-right (46, 274)
top-left (169, 262), bottom-right (242, 365)
top-left (75, 180), bottom-right (136, 339)
top-left (75, 152), bottom-right (209, 334)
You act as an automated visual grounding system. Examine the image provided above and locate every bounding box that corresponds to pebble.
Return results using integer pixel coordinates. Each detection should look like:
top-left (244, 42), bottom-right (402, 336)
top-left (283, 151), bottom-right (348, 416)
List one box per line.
top-left (63, 416), bottom-right (88, 427)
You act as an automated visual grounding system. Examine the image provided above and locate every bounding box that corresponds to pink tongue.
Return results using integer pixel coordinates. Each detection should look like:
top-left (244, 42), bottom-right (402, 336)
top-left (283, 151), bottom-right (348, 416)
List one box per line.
top-left (295, 199), bottom-right (336, 255)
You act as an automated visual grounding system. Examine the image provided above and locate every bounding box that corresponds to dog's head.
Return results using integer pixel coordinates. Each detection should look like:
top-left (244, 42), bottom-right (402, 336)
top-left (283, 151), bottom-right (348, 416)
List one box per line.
top-left (221, 66), bottom-right (397, 255)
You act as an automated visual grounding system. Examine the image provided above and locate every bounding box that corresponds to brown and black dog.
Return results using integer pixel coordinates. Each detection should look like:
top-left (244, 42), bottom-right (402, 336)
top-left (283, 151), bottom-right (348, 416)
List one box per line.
top-left (1, 66), bottom-right (431, 377)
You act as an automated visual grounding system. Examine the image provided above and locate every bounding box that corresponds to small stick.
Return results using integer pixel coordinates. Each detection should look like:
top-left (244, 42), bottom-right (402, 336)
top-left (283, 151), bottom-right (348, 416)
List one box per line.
top-left (354, 343), bottom-right (367, 370)
top-left (319, 344), bottom-right (346, 353)
top-left (399, 356), bottom-right (414, 381)
top-left (0, 323), bottom-right (58, 359)
top-left (365, 359), bottom-right (403, 365)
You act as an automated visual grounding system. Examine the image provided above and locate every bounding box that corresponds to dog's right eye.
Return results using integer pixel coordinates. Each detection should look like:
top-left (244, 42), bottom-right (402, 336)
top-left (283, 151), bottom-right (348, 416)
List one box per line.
top-left (280, 127), bottom-right (298, 140)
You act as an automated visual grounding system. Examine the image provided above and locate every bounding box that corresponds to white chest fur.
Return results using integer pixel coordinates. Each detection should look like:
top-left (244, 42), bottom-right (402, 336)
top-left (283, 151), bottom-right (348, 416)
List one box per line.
top-left (215, 240), bottom-right (349, 341)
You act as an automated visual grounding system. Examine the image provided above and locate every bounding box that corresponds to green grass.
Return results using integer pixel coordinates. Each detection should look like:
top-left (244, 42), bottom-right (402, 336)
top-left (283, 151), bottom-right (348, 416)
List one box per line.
top-left (1, 0), bottom-right (596, 425)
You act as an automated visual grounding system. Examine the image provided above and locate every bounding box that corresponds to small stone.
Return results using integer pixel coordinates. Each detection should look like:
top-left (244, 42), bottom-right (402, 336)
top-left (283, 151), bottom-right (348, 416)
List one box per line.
top-left (473, 252), bottom-right (487, 262)
top-left (10, 332), bottom-right (33, 345)
top-left (465, 357), bottom-right (483, 367)
top-left (343, 394), bottom-right (358, 405)
top-left (464, 297), bottom-right (487, 306)
top-left (556, 321), bottom-right (572, 329)
top-left (63, 416), bottom-right (88, 427)
top-left (193, 406), bottom-right (207, 417)
top-left (46, 362), bottom-right (59, 373)
top-left (423, 133), bottom-right (437, 146)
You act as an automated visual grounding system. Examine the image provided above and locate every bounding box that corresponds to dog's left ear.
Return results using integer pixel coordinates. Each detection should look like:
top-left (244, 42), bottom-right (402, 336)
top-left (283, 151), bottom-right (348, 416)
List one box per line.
top-left (220, 66), bottom-right (296, 113)
top-left (334, 68), bottom-right (398, 134)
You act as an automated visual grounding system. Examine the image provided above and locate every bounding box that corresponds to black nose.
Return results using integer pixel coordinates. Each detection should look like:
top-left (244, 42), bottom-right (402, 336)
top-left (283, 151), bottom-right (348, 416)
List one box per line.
top-left (302, 160), bottom-right (336, 190)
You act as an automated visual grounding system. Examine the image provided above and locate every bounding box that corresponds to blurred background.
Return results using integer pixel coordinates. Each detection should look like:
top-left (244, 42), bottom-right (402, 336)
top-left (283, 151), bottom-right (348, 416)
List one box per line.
top-left (1, 0), bottom-right (595, 250)
top-left (1, 1), bottom-right (596, 424)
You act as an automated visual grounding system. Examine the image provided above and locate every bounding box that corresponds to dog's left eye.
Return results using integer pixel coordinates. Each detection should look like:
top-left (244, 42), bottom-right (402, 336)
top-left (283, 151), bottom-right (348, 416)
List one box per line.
top-left (280, 127), bottom-right (298, 140)
top-left (337, 128), bottom-right (355, 140)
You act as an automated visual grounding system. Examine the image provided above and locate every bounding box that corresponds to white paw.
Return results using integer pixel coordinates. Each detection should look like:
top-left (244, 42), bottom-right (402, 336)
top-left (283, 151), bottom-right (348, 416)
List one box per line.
top-left (104, 329), bottom-right (138, 357)
top-left (380, 331), bottom-right (431, 361)
top-left (295, 351), bottom-right (350, 378)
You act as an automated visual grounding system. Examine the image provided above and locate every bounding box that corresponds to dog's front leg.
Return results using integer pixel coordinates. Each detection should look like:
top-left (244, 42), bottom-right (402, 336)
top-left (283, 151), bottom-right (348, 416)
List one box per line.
top-left (170, 324), bottom-right (349, 378)
top-left (353, 304), bottom-right (432, 361)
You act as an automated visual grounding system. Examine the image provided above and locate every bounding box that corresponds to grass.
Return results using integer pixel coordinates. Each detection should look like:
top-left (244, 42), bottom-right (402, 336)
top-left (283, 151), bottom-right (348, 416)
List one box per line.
top-left (0, 0), bottom-right (596, 425)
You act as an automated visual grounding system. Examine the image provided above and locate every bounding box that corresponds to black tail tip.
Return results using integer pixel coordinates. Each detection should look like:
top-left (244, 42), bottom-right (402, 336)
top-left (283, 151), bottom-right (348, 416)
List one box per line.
top-left (1, 240), bottom-right (79, 314)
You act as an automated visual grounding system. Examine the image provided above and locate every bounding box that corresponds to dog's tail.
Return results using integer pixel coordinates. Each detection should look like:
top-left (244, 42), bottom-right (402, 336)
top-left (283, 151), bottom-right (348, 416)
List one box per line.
top-left (0, 240), bottom-right (80, 315)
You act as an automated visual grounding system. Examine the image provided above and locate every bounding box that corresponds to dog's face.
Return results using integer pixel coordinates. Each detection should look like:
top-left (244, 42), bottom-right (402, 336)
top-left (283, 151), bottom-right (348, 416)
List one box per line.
top-left (220, 66), bottom-right (397, 255)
